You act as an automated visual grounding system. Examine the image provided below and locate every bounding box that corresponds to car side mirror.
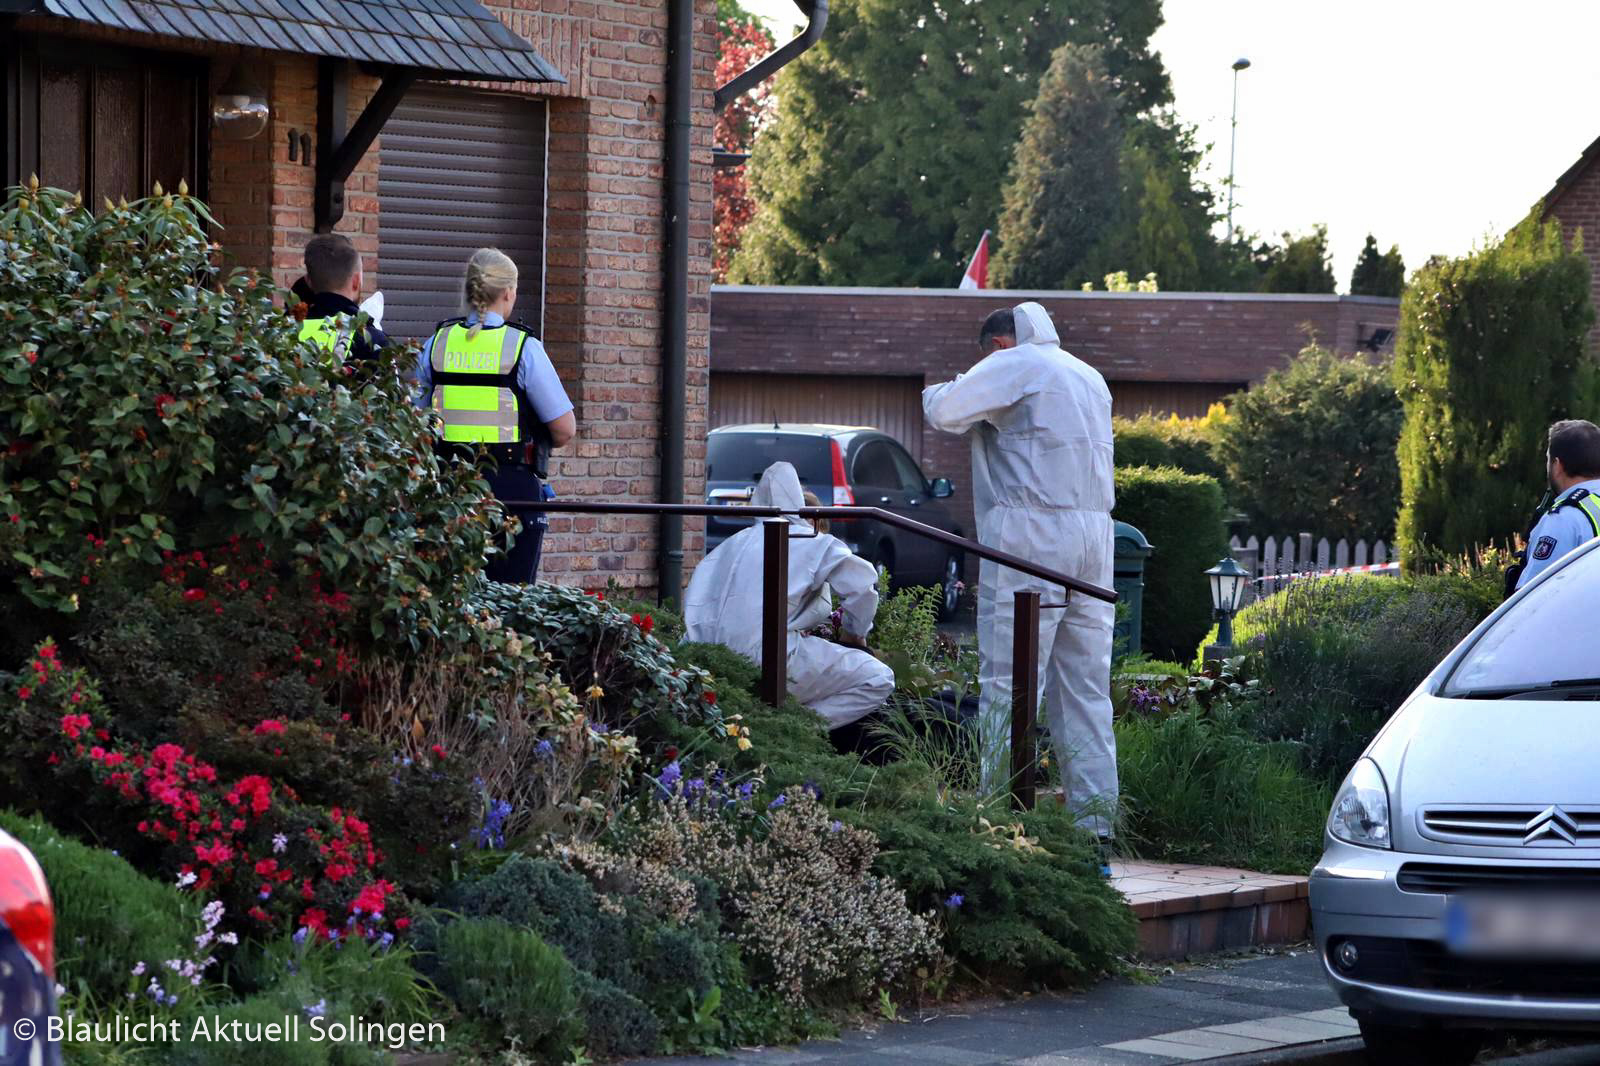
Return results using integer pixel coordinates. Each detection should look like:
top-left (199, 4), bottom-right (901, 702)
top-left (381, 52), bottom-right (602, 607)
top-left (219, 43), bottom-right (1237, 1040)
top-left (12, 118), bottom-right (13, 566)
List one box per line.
top-left (929, 477), bottom-right (954, 499)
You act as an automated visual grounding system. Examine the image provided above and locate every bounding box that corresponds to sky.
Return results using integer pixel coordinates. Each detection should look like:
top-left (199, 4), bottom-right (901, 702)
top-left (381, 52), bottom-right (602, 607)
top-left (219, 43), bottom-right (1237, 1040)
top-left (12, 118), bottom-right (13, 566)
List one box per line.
top-left (737, 0), bottom-right (1600, 291)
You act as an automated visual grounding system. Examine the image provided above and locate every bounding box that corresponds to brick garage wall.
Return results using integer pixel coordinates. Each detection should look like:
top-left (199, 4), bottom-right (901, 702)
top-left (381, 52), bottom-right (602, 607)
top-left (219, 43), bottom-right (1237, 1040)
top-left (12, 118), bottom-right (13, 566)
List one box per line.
top-left (476, 0), bottom-right (718, 595)
top-left (711, 286), bottom-right (1400, 543)
top-left (1544, 150), bottom-right (1600, 352)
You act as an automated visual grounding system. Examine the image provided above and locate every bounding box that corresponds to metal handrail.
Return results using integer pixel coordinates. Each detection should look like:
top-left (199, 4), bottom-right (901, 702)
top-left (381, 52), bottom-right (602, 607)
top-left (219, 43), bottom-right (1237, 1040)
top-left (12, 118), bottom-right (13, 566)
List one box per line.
top-left (509, 500), bottom-right (1117, 604)
top-left (510, 499), bottom-right (1117, 810)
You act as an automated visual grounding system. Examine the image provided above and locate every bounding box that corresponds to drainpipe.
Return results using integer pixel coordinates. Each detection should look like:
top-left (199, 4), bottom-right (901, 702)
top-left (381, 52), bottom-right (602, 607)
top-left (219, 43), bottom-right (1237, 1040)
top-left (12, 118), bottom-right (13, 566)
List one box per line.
top-left (657, 0), bottom-right (828, 604)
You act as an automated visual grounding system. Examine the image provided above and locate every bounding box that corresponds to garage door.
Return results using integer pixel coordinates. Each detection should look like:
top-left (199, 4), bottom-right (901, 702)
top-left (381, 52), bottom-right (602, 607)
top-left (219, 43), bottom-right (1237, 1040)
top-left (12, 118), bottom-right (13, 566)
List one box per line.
top-left (377, 86), bottom-right (547, 342)
top-left (710, 373), bottom-right (926, 462)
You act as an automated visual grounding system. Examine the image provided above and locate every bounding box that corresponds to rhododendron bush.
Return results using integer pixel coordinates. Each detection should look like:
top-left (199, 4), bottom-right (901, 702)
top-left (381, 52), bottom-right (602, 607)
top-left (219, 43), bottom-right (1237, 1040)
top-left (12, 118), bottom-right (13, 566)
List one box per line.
top-left (0, 181), bottom-right (503, 638)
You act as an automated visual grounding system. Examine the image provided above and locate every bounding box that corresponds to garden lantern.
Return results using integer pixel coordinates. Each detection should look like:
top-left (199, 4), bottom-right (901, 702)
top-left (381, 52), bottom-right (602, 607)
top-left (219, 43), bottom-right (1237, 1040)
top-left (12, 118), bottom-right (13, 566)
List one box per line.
top-left (1205, 554), bottom-right (1250, 649)
top-left (213, 64), bottom-right (270, 141)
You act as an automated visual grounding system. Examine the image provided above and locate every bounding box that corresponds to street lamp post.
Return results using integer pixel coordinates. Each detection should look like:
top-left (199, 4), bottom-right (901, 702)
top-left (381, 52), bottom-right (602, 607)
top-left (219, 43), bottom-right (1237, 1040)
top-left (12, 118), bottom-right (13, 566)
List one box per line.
top-left (1225, 57), bottom-right (1251, 238)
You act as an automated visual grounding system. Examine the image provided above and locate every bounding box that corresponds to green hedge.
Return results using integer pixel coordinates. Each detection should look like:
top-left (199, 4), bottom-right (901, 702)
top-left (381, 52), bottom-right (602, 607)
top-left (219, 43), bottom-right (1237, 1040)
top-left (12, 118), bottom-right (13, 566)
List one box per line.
top-left (1113, 466), bottom-right (1227, 662)
top-left (1395, 217), bottom-right (1594, 563)
top-left (0, 810), bottom-right (194, 1007)
top-left (1113, 416), bottom-right (1229, 494)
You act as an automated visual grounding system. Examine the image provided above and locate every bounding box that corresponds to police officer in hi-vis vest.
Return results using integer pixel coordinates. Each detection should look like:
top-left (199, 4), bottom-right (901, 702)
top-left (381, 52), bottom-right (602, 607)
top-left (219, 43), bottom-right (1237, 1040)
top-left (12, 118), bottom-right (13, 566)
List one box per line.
top-left (1511, 419), bottom-right (1600, 593)
top-left (297, 234), bottom-right (389, 363)
top-left (414, 248), bottom-right (576, 583)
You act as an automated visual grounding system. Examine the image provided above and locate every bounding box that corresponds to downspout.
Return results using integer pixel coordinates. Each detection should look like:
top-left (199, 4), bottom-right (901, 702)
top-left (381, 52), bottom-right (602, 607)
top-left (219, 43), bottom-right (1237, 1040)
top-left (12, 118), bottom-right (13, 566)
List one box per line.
top-left (658, 0), bottom-right (829, 603)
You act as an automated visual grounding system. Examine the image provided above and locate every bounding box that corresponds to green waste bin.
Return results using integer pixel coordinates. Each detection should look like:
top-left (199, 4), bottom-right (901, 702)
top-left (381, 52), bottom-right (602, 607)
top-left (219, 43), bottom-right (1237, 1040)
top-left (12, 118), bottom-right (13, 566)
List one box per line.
top-left (1113, 520), bottom-right (1154, 657)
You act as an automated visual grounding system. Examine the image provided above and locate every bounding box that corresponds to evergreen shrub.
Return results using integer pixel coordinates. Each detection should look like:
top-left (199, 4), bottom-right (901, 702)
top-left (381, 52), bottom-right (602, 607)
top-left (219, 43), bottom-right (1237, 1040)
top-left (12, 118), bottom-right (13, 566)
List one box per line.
top-left (431, 918), bottom-right (578, 1054)
top-left (1394, 218), bottom-right (1594, 563)
top-left (1112, 466), bottom-right (1227, 661)
top-left (1218, 346), bottom-right (1403, 540)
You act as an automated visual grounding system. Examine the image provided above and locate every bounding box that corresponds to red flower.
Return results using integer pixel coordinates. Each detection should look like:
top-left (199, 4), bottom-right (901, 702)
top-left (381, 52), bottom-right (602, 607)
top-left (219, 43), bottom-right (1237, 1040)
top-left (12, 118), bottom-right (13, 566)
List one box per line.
top-left (703, 690), bottom-right (717, 706)
top-left (430, 744), bottom-right (447, 761)
top-left (253, 719), bottom-right (285, 736)
top-left (195, 839), bottom-right (234, 865)
top-left (25, 351), bottom-right (37, 365)
top-left (394, 917), bottom-right (411, 931)
top-left (16, 687), bottom-right (31, 702)
top-left (59, 713), bottom-right (91, 738)
top-left (154, 392), bottom-right (177, 418)
top-left (350, 880), bottom-right (394, 915)
top-left (182, 588), bottom-right (206, 603)
top-left (300, 907), bottom-right (329, 934)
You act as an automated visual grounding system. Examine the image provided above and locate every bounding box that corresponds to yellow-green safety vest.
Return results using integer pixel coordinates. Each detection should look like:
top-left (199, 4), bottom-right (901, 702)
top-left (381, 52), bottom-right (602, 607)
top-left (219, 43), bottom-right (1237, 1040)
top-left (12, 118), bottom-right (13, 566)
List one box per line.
top-left (427, 321), bottom-right (531, 445)
top-left (1555, 488), bottom-right (1600, 538)
top-left (297, 315), bottom-right (351, 364)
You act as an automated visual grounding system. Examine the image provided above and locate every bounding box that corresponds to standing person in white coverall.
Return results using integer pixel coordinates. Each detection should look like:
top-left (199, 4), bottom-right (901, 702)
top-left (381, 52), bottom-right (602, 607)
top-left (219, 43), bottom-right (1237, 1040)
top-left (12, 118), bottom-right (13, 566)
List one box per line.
top-left (922, 303), bottom-right (1117, 839)
top-left (684, 462), bottom-right (896, 728)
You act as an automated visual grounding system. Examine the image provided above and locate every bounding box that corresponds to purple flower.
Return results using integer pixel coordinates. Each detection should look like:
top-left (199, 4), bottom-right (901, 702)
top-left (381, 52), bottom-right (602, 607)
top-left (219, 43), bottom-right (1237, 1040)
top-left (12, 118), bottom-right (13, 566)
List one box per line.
top-left (685, 778), bottom-right (706, 797)
top-left (378, 933), bottom-right (395, 951)
top-left (303, 999), bottom-right (326, 1019)
top-left (535, 740), bottom-right (554, 759)
top-left (945, 893), bottom-right (964, 909)
top-left (292, 928), bottom-right (309, 945)
top-left (768, 794), bottom-right (787, 811)
top-left (659, 760), bottom-right (682, 790)
top-left (830, 820), bottom-right (843, 833)
top-left (738, 781), bottom-right (754, 800)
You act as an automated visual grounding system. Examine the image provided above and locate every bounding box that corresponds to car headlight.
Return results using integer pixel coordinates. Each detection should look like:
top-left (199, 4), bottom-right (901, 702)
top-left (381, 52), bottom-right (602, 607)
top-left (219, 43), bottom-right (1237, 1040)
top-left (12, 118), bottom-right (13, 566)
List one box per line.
top-left (1329, 758), bottom-right (1391, 849)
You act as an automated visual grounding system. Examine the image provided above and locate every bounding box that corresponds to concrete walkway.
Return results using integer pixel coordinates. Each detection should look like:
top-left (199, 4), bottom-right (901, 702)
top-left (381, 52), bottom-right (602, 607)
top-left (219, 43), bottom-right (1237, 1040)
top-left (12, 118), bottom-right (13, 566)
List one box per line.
top-left (634, 951), bottom-right (1355, 1066)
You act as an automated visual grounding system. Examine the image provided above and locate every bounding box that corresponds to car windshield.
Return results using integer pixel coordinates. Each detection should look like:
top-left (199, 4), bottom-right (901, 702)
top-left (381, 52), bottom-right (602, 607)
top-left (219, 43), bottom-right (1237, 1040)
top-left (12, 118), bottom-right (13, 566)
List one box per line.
top-left (706, 433), bottom-right (832, 490)
top-left (1441, 545), bottom-right (1600, 697)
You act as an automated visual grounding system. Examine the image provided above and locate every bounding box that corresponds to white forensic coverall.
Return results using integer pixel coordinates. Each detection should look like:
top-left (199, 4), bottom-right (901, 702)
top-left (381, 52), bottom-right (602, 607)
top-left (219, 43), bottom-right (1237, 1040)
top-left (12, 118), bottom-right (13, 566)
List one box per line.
top-left (922, 302), bottom-right (1118, 833)
top-left (684, 462), bottom-right (896, 728)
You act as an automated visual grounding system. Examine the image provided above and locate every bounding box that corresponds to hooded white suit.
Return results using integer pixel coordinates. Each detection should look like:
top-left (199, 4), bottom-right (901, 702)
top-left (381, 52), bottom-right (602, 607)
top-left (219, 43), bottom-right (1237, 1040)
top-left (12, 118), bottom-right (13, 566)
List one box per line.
top-left (684, 462), bottom-right (896, 728)
top-left (922, 302), bottom-right (1117, 832)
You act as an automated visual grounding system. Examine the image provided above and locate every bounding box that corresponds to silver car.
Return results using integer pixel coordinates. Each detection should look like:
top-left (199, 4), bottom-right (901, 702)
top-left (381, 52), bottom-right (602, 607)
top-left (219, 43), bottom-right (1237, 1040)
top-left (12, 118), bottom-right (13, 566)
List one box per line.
top-left (1312, 537), bottom-right (1600, 1065)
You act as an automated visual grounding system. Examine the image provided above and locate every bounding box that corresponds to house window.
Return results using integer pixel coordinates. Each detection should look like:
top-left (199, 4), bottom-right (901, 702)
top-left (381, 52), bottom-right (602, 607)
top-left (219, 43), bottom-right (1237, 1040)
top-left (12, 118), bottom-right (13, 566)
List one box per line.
top-left (3, 36), bottom-right (205, 204)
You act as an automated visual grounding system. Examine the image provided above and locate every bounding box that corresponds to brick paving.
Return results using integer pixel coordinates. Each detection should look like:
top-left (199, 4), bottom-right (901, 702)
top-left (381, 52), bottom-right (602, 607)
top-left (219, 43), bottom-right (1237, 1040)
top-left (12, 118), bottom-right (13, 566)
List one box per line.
top-left (1109, 862), bottom-right (1311, 960)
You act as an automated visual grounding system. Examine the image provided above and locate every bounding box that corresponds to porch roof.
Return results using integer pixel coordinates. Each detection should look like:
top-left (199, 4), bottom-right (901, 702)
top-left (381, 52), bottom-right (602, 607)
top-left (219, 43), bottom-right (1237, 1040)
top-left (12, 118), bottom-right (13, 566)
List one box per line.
top-left (9, 0), bottom-right (563, 83)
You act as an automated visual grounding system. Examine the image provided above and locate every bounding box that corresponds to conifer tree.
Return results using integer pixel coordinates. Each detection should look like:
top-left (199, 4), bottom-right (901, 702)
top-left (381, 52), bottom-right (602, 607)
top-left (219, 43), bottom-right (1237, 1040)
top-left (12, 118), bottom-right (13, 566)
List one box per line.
top-left (1349, 234), bottom-right (1406, 296)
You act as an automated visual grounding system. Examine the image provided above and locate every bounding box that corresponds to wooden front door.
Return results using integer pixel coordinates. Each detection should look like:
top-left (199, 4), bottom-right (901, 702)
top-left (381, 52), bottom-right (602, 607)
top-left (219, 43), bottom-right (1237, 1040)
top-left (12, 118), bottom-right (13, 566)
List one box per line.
top-left (4, 35), bottom-right (205, 204)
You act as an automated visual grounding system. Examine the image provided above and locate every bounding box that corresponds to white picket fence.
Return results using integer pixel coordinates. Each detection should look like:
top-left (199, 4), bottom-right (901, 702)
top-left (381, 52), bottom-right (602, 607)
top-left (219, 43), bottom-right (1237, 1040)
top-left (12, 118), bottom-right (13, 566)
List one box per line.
top-left (1228, 532), bottom-right (1395, 601)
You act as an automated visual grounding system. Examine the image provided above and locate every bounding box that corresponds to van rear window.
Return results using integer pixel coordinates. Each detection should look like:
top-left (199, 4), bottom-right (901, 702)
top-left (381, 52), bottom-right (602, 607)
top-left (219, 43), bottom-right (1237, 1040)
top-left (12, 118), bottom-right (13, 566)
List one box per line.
top-left (707, 433), bottom-right (832, 489)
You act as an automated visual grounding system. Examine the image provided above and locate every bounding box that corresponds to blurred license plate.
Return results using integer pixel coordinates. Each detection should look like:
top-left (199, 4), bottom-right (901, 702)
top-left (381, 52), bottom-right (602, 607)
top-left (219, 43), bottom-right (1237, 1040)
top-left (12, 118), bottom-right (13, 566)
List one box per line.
top-left (1446, 895), bottom-right (1600, 959)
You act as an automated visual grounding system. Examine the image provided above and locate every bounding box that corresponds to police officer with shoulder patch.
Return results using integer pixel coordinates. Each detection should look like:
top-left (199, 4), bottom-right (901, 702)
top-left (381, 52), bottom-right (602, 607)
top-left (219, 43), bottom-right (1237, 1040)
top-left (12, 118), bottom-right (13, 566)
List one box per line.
top-left (297, 234), bottom-right (389, 363)
top-left (1511, 419), bottom-right (1600, 593)
top-left (414, 248), bottom-right (575, 583)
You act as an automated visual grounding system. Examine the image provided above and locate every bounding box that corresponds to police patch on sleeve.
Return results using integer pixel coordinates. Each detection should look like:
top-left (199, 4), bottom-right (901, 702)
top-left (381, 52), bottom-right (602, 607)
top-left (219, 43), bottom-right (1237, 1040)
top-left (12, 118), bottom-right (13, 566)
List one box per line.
top-left (1533, 536), bottom-right (1558, 560)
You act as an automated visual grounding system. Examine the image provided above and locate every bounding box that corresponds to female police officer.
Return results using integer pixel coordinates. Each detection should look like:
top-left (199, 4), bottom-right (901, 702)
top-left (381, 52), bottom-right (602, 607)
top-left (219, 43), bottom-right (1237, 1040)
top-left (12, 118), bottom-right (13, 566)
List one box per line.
top-left (414, 248), bottom-right (576, 582)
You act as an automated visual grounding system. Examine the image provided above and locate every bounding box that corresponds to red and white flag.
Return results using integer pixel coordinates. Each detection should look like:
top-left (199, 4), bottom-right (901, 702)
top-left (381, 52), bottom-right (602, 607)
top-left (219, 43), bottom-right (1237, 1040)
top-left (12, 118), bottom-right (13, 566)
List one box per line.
top-left (959, 230), bottom-right (990, 290)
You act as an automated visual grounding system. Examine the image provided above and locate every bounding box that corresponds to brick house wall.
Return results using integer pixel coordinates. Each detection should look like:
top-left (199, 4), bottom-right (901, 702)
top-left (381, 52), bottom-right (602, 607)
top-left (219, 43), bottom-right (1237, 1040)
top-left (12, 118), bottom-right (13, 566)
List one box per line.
top-left (711, 286), bottom-right (1400, 540)
top-left (13, 3), bottom-right (719, 598)
top-left (1543, 136), bottom-right (1600, 352)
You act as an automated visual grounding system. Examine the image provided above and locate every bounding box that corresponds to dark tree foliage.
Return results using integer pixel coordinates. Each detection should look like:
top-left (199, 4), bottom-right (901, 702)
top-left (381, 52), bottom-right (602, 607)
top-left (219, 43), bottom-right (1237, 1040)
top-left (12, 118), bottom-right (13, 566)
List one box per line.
top-left (728, 0), bottom-right (1170, 287)
top-left (990, 44), bottom-right (1123, 290)
top-left (1257, 224), bottom-right (1337, 294)
top-left (1394, 219), bottom-right (1594, 564)
top-left (1349, 234), bottom-right (1406, 297)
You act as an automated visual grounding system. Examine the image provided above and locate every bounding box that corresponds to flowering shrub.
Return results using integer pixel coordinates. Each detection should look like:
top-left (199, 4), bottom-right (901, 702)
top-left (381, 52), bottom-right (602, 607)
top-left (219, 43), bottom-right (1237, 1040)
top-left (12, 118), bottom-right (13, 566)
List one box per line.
top-left (0, 182), bottom-right (503, 639)
top-left (0, 643), bottom-right (420, 942)
top-left (608, 782), bottom-right (941, 1003)
top-left (474, 581), bottom-right (719, 742)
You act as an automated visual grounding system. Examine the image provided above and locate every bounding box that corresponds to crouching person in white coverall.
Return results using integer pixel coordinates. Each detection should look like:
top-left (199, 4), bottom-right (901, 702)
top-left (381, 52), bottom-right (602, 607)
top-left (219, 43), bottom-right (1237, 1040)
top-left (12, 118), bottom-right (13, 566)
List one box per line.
top-left (922, 302), bottom-right (1118, 839)
top-left (684, 462), bottom-right (896, 728)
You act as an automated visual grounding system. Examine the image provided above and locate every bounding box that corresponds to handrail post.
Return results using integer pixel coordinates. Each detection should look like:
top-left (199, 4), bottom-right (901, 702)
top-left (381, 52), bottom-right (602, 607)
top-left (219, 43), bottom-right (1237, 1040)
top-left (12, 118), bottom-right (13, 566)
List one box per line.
top-left (760, 519), bottom-right (788, 707)
top-left (1010, 590), bottom-right (1041, 811)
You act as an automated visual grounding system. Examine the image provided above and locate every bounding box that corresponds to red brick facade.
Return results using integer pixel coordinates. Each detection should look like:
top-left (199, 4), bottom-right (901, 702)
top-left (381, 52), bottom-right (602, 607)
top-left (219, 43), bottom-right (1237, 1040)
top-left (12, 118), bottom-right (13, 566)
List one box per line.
top-left (14, 2), bottom-right (719, 597)
top-left (711, 286), bottom-right (1400, 540)
top-left (1543, 135), bottom-right (1600, 350)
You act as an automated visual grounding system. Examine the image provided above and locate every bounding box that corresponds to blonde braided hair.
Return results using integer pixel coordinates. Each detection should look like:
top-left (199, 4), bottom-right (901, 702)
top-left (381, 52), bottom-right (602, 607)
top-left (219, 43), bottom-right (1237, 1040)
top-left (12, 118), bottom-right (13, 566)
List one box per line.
top-left (463, 248), bottom-right (518, 339)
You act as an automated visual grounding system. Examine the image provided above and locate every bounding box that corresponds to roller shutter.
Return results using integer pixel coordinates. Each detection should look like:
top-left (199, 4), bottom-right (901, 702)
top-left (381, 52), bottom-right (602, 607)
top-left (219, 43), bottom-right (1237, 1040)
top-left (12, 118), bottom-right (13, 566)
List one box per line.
top-left (710, 372), bottom-right (926, 462)
top-left (377, 85), bottom-right (547, 342)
